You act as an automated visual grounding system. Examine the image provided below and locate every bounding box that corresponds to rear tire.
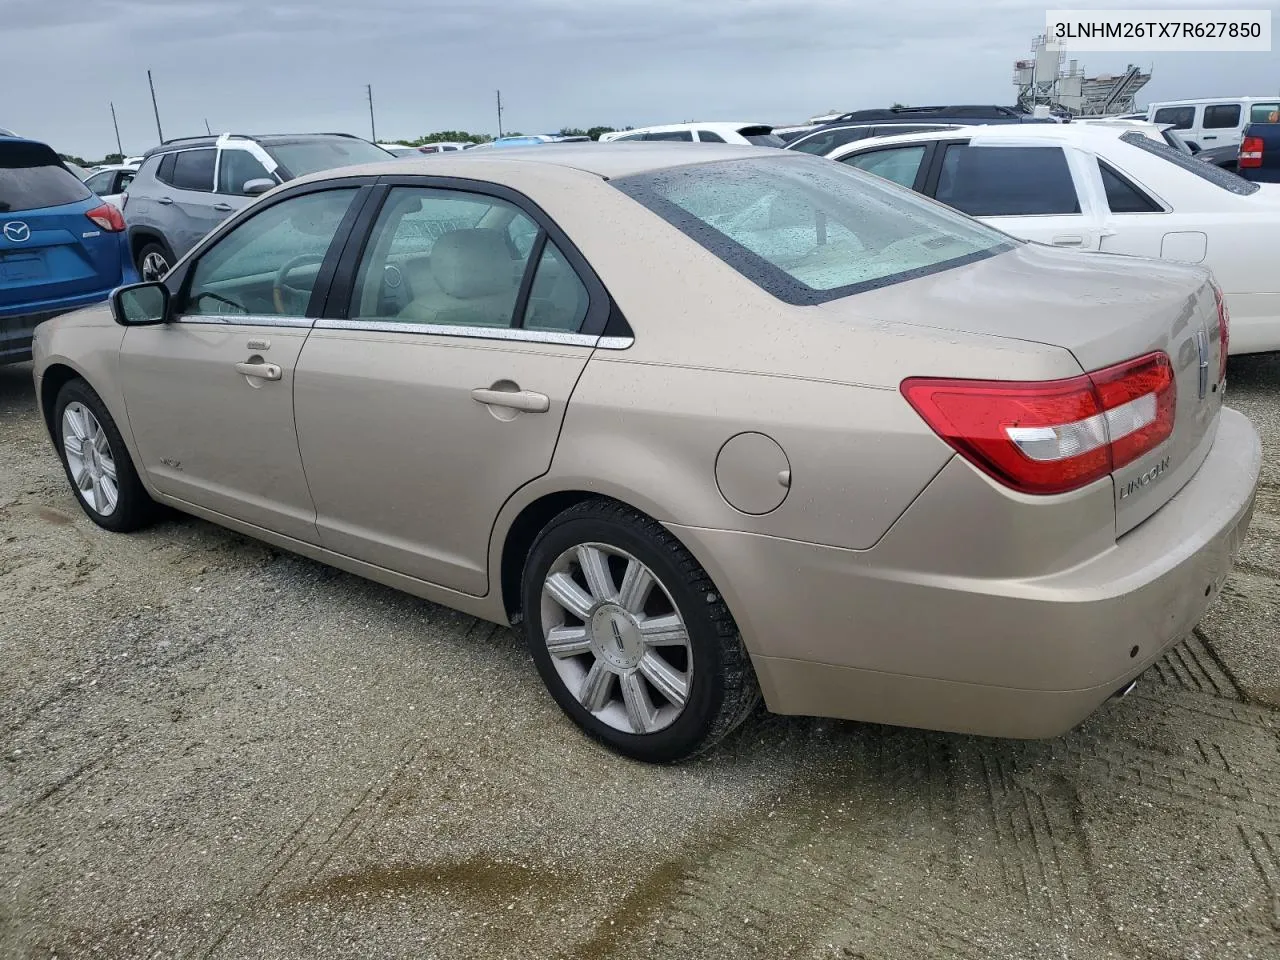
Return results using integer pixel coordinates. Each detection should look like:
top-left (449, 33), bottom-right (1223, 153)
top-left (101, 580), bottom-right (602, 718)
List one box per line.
top-left (521, 499), bottom-right (760, 762)
top-left (136, 241), bottom-right (172, 281)
top-left (54, 379), bottom-right (157, 532)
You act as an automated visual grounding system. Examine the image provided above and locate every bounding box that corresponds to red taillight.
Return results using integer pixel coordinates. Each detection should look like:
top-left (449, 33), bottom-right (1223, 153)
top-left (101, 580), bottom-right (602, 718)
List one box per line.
top-left (1239, 136), bottom-right (1264, 168)
top-left (85, 202), bottom-right (125, 232)
top-left (901, 352), bottom-right (1176, 496)
top-left (1213, 282), bottom-right (1229, 380)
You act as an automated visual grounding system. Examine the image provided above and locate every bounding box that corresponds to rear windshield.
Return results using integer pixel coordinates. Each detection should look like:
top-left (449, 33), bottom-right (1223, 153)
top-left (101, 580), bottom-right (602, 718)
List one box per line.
top-left (739, 126), bottom-right (785, 148)
top-left (264, 138), bottom-right (394, 178)
top-left (0, 142), bottom-right (92, 212)
top-left (1120, 130), bottom-right (1259, 195)
top-left (613, 156), bottom-right (1013, 305)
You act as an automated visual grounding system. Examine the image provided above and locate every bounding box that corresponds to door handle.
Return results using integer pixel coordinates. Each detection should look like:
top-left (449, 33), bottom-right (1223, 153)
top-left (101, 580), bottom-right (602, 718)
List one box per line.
top-left (471, 387), bottom-right (549, 413)
top-left (212, 202), bottom-right (234, 212)
top-left (1051, 235), bottom-right (1085, 246)
top-left (1202, 135), bottom-right (1217, 141)
top-left (157, 197), bottom-right (173, 205)
top-left (235, 361), bottom-right (282, 381)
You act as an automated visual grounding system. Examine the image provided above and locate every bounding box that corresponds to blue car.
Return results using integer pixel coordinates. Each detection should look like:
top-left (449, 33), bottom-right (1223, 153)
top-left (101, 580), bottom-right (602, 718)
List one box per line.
top-left (1, 136), bottom-right (136, 363)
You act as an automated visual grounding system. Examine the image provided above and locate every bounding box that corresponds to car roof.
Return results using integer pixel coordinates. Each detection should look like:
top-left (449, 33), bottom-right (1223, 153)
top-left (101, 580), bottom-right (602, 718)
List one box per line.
top-left (612, 121), bottom-right (772, 135)
top-left (829, 122), bottom-right (1137, 154)
top-left (1148, 96), bottom-right (1278, 106)
top-left (286, 141), bottom-right (787, 187)
top-left (142, 132), bottom-right (369, 157)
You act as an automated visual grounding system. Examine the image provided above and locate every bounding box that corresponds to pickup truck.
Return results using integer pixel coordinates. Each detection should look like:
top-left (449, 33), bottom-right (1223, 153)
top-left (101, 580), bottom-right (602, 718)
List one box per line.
top-left (1239, 105), bottom-right (1280, 183)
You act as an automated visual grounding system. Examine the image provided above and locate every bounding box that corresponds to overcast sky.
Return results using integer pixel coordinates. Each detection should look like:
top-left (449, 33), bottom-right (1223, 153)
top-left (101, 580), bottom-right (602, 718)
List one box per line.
top-left (5, 0), bottom-right (1278, 157)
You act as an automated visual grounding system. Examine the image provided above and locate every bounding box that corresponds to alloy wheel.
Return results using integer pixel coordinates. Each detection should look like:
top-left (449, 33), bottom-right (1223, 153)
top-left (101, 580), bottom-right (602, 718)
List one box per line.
top-left (141, 251), bottom-right (169, 281)
top-left (540, 543), bottom-right (693, 735)
top-left (61, 402), bottom-right (119, 517)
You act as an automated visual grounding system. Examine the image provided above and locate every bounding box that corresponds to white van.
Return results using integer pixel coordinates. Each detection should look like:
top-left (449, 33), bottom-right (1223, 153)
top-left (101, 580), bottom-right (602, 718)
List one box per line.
top-left (1145, 97), bottom-right (1280, 150)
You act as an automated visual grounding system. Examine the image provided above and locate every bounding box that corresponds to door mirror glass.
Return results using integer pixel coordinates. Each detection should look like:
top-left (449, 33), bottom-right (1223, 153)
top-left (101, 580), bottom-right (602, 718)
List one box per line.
top-left (243, 178), bottom-right (275, 196)
top-left (111, 281), bottom-right (170, 326)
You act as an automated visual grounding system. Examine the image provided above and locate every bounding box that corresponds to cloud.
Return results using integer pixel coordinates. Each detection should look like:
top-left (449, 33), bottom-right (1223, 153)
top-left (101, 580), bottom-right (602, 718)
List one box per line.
top-left (4, 0), bottom-right (1277, 157)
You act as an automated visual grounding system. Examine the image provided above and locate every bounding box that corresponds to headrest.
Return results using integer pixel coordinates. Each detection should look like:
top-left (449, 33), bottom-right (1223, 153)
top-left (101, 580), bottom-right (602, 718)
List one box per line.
top-left (431, 228), bottom-right (514, 299)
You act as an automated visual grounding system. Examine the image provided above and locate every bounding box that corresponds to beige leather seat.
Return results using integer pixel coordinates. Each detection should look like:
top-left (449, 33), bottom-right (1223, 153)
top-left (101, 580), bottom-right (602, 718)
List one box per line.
top-left (397, 228), bottom-right (520, 326)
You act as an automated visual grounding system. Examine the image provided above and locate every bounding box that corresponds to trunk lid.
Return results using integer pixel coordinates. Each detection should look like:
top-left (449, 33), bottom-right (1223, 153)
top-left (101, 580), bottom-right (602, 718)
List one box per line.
top-left (847, 242), bottom-right (1223, 534)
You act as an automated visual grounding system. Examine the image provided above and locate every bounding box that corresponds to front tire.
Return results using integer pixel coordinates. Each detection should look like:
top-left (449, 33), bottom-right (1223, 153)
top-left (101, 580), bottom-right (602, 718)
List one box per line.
top-left (54, 379), bottom-right (157, 532)
top-left (522, 499), bottom-right (760, 762)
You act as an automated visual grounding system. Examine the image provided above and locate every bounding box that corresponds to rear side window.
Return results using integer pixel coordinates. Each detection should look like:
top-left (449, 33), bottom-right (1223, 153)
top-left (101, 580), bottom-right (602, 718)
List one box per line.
top-left (1203, 104), bottom-right (1241, 129)
top-left (170, 149), bottom-right (215, 191)
top-left (0, 142), bottom-right (92, 212)
top-left (789, 127), bottom-right (872, 155)
top-left (156, 153), bottom-right (177, 185)
top-left (1097, 160), bottom-right (1162, 213)
top-left (645, 131), bottom-right (694, 142)
top-left (935, 144), bottom-right (1081, 216)
top-left (697, 130), bottom-right (727, 143)
top-left (1152, 106), bottom-right (1195, 130)
top-left (1120, 130), bottom-right (1259, 195)
top-left (1251, 103), bottom-right (1280, 123)
top-left (613, 156), bottom-right (1012, 305)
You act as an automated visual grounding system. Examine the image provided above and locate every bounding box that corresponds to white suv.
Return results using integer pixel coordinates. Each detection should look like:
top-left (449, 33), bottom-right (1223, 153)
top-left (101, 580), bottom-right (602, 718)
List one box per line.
top-left (600, 123), bottom-right (783, 146)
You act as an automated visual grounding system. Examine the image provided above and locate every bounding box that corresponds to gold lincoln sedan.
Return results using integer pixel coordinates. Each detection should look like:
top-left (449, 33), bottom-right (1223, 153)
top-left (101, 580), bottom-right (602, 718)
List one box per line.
top-left (31, 144), bottom-right (1260, 762)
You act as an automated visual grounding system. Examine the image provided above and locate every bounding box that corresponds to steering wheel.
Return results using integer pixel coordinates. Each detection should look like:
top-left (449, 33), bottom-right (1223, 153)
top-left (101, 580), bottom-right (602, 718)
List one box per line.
top-left (273, 253), bottom-right (325, 315)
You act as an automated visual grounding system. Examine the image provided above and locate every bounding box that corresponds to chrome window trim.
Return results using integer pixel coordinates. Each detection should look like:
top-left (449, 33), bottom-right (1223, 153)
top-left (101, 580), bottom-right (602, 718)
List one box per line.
top-left (596, 336), bottom-right (633, 350)
top-left (313, 317), bottom-right (601, 347)
top-left (175, 313), bottom-right (314, 328)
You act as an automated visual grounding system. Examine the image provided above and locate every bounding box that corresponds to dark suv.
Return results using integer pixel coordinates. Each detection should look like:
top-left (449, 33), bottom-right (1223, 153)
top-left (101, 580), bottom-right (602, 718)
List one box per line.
top-left (123, 133), bottom-right (393, 279)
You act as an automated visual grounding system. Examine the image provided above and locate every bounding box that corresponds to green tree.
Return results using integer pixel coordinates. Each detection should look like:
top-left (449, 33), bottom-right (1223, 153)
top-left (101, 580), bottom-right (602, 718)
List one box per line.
top-left (891, 102), bottom-right (908, 108)
top-left (57, 152), bottom-right (89, 167)
top-left (557, 127), bottom-right (588, 138)
top-left (407, 131), bottom-right (491, 146)
top-left (587, 126), bottom-right (617, 140)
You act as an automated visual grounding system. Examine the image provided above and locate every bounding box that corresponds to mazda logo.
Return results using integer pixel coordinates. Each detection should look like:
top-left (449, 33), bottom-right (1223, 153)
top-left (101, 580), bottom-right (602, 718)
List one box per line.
top-left (3, 221), bottom-right (30, 243)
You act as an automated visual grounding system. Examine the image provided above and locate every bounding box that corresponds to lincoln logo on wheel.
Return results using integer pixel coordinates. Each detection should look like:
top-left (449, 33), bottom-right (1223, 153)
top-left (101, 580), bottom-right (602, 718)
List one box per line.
top-left (610, 619), bottom-right (625, 653)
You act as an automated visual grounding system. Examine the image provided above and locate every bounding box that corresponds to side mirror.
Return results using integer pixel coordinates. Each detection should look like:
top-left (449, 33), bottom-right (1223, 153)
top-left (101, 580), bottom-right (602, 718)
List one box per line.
top-left (243, 178), bottom-right (275, 196)
top-left (110, 281), bottom-right (170, 326)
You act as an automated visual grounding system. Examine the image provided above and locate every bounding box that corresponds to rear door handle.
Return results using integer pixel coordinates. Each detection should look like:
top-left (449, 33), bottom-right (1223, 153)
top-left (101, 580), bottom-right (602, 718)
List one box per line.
top-left (235, 361), bottom-right (282, 381)
top-left (1201, 135), bottom-right (1217, 141)
top-left (470, 387), bottom-right (549, 413)
top-left (1051, 235), bottom-right (1085, 246)
top-left (212, 202), bottom-right (234, 212)
top-left (157, 197), bottom-right (173, 205)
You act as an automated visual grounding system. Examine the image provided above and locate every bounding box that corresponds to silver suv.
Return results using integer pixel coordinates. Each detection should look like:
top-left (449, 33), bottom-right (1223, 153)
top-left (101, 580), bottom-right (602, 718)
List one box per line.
top-left (123, 133), bottom-right (393, 279)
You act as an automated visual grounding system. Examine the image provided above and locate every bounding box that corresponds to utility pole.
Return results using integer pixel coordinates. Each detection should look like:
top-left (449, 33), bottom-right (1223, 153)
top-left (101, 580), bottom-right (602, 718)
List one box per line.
top-left (496, 89), bottom-right (504, 138)
top-left (147, 69), bottom-right (163, 143)
top-left (367, 84), bottom-right (376, 142)
top-left (109, 102), bottom-right (123, 157)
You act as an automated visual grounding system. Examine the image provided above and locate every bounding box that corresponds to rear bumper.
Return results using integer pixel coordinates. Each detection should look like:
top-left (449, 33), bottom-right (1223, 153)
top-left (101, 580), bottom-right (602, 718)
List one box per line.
top-left (0, 284), bottom-right (128, 363)
top-left (669, 408), bottom-right (1261, 738)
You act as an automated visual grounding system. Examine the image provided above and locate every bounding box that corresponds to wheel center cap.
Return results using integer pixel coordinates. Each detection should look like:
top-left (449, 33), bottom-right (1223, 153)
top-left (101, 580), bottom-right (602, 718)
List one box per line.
top-left (590, 604), bottom-right (642, 670)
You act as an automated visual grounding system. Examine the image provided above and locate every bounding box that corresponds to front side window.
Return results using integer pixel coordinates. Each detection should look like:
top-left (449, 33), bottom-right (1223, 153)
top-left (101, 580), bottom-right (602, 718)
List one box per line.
top-left (0, 141), bottom-right (92, 212)
top-left (351, 187), bottom-right (535, 327)
top-left (1152, 106), bottom-right (1195, 130)
top-left (841, 145), bottom-right (927, 188)
top-left (935, 144), bottom-right (1081, 216)
top-left (1120, 130), bottom-right (1259, 195)
top-left (613, 156), bottom-right (1013, 305)
top-left (218, 149), bottom-right (273, 195)
top-left (1203, 104), bottom-right (1241, 129)
top-left (183, 188), bottom-right (357, 317)
top-left (170, 149), bottom-right (215, 192)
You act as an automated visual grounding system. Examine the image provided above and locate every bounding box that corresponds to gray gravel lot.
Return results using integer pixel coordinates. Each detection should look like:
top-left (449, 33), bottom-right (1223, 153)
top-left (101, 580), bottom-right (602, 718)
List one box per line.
top-left (1, 355), bottom-right (1278, 960)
